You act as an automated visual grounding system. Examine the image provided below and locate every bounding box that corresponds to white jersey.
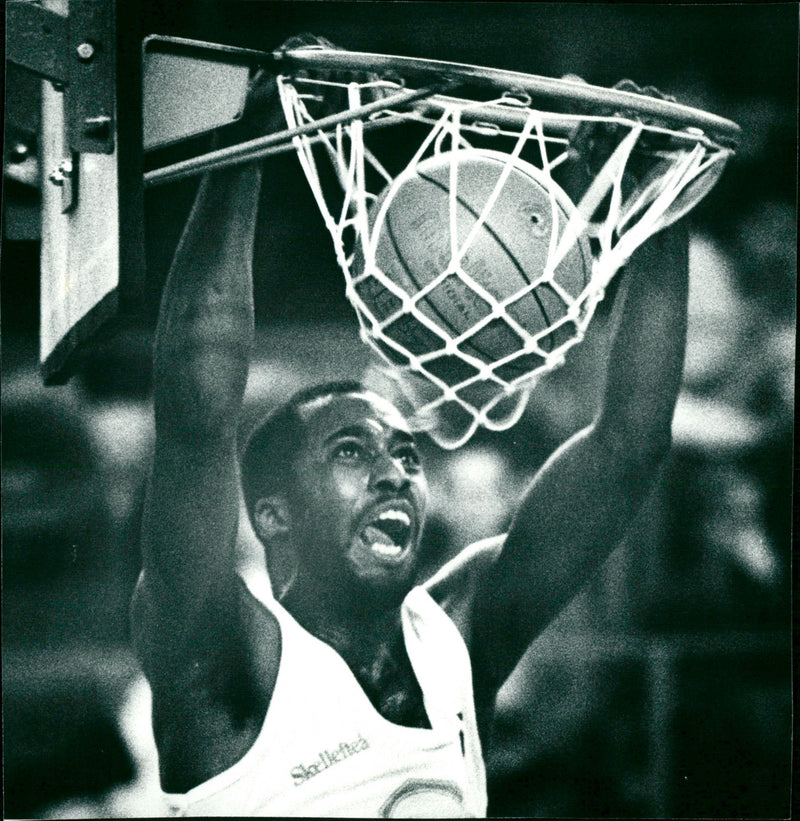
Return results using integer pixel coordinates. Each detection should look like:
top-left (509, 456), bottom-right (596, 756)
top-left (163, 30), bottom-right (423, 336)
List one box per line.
top-left (164, 566), bottom-right (487, 817)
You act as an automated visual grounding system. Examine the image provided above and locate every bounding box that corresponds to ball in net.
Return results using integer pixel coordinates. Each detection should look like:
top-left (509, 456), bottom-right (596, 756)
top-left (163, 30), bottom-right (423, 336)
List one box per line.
top-left (354, 150), bottom-right (593, 387)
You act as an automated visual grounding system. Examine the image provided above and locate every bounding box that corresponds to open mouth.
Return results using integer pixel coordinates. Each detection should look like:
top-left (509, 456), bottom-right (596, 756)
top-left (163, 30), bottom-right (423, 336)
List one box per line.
top-left (358, 507), bottom-right (414, 562)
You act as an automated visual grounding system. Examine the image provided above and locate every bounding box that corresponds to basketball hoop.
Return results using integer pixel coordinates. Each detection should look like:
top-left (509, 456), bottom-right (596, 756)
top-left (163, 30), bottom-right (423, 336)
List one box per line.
top-left (266, 44), bottom-right (739, 448)
top-left (143, 38), bottom-right (739, 448)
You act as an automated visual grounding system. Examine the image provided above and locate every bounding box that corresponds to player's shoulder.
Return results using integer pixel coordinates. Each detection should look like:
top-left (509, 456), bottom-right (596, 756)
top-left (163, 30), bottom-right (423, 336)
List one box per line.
top-left (131, 563), bottom-right (280, 688)
top-left (423, 535), bottom-right (506, 642)
top-left (424, 534), bottom-right (506, 592)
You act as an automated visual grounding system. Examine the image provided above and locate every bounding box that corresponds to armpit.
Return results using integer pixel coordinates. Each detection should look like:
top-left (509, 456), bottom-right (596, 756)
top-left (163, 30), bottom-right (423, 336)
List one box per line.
top-left (423, 535), bottom-right (506, 642)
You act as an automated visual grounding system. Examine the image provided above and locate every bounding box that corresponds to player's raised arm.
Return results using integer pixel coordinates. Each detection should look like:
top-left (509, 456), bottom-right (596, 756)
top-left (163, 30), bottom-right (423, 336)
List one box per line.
top-left (470, 222), bottom-right (689, 690)
top-left (132, 74), bottom-right (277, 669)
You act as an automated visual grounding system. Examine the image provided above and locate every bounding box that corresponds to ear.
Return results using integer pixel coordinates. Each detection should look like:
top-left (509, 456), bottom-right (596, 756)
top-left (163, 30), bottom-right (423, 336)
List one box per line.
top-left (253, 495), bottom-right (298, 601)
top-left (253, 495), bottom-right (292, 544)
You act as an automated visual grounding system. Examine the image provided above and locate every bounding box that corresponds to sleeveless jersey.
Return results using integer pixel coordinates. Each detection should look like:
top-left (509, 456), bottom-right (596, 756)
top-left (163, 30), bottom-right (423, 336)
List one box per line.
top-left (163, 567), bottom-right (487, 817)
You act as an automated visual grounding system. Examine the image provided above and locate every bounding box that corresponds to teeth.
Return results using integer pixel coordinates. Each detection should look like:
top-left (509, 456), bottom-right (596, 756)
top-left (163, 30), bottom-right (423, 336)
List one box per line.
top-left (371, 541), bottom-right (403, 557)
top-left (359, 508), bottom-right (412, 560)
top-left (377, 510), bottom-right (411, 526)
top-left (361, 512), bottom-right (410, 559)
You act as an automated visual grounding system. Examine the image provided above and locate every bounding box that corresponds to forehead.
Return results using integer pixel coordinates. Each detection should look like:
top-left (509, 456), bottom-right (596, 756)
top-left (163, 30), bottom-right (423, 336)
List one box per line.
top-left (297, 392), bottom-right (411, 445)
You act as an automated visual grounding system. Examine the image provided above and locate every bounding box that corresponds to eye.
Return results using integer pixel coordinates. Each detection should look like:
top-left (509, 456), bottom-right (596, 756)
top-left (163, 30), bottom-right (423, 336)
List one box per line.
top-left (395, 445), bottom-right (422, 472)
top-left (332, 440), bottom-right (364, 462)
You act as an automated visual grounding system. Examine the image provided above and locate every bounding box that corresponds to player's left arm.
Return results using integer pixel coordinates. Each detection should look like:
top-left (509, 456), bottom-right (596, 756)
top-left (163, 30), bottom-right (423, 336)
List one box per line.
top-left (468, 222), bottom-right (689, 691)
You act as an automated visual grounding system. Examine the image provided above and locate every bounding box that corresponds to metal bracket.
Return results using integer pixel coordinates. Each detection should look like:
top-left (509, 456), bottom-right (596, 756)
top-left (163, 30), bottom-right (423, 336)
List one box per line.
top-left (47, 154), bottom-right (80, 213)
top-left (66, 0), bottom-right (115, 154)
top-left (7, 0), bottom-right (116, 154)
top-left (6, 2), bottom-right (69, 83)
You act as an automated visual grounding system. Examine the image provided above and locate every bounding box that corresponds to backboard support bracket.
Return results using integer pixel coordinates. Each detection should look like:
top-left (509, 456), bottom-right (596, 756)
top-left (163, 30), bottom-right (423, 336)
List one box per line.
top-left (11, 0), bottom-right (145, 385)
top-left (7, 0), bottom-right (116, 155)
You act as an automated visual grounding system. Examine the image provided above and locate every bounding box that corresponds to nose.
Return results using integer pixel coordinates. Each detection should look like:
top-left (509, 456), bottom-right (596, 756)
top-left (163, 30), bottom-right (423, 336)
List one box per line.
top-left (369, 451), bottom-right (410, 493)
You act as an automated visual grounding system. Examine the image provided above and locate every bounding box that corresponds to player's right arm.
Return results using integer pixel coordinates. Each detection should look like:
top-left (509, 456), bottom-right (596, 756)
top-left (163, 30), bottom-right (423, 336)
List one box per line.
top-left (131, 71), bottom-right (284, 683)
top-left (132, 162), bottom-right (262, 671)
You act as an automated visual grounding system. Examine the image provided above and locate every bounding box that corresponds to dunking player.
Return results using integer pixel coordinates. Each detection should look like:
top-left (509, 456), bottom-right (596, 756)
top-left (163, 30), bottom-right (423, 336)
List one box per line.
top-left (131, 66), bottom-right (689, 817)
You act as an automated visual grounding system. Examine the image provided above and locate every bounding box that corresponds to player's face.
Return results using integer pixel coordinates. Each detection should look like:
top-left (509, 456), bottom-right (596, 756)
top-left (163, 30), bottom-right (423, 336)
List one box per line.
top-left (289, 392), bottom-right (428, 600)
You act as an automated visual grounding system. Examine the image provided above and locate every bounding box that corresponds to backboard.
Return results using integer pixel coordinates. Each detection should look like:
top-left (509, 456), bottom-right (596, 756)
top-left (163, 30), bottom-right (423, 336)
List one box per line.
top-left (36, 13), bottom-right (255, 382)
top-left (34, 0), bottom-right (146, 383)
top-left (40, 62), bottom-right (118, 381)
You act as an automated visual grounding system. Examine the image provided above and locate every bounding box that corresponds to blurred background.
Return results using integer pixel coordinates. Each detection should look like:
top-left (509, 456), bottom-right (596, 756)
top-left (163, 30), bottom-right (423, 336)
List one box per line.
top-left (3, 2), bottom-right (795, 818)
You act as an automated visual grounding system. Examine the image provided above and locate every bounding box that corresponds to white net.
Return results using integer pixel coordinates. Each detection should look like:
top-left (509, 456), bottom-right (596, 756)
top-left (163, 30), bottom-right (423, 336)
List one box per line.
top-left (276, 71), bottom-right (733, 448)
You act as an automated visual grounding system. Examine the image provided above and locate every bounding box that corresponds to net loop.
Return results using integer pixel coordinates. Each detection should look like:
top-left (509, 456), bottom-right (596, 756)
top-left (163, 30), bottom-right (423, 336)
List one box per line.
top-left (501, 89), bottom-right (533, 107)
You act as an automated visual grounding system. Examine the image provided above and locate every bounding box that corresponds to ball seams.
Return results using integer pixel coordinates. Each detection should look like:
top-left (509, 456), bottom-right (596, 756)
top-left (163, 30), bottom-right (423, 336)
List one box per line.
top-left (382, 167), bottom-right (554, 368)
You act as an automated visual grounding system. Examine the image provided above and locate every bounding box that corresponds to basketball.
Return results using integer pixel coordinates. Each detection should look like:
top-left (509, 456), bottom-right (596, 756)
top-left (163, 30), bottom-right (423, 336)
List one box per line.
top-left (352, 150), bottom-right (593, 387)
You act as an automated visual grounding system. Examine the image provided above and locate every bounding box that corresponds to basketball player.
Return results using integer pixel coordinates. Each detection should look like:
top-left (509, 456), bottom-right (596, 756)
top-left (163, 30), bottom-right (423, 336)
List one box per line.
top-left (132, 68), bottom-right (689, 817)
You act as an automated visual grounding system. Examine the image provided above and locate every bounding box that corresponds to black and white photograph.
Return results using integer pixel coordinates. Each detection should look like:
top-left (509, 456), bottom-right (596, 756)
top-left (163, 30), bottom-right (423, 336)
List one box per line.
top-left (3, 2), bottom-right (796, 818)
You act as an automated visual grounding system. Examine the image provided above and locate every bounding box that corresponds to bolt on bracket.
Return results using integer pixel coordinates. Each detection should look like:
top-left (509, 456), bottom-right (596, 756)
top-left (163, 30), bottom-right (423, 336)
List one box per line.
top-left (7, 0), bottom-right (116, 155)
